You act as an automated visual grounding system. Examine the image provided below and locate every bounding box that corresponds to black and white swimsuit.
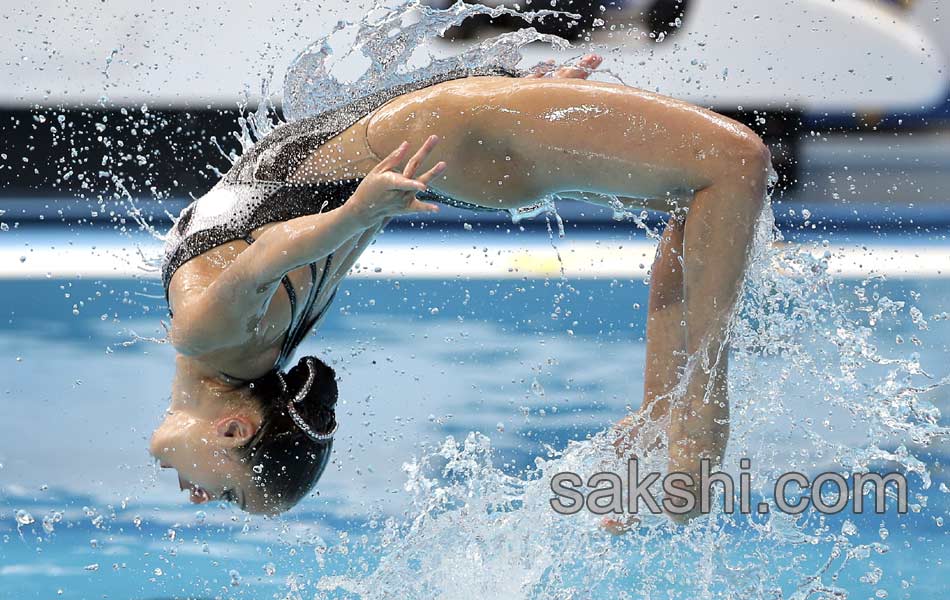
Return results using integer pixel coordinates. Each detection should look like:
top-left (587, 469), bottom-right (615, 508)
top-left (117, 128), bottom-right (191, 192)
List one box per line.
top-left (162, 64), bottom-right (524, 375)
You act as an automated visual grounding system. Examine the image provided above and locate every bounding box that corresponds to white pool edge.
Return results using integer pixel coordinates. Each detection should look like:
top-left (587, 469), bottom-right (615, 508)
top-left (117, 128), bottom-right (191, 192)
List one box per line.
top-left (0, 239), bottom-right (947, 280)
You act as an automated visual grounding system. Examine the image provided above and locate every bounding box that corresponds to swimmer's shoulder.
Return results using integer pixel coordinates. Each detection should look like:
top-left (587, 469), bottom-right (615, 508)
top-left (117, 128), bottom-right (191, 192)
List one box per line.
top-left (166, 241), bottom-right (263, 361)
top-left (167, 240), bottom-right (246, 327)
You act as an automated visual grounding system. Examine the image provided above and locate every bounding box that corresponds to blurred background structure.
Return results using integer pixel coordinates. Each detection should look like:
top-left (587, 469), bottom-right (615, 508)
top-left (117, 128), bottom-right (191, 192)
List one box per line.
top-left (0, 0), bottom-right (947, 227)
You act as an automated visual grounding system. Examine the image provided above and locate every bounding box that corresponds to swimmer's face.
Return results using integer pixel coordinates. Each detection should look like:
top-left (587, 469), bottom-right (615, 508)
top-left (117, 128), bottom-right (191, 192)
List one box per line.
top-left (149, 407), bottom-right (269, 513)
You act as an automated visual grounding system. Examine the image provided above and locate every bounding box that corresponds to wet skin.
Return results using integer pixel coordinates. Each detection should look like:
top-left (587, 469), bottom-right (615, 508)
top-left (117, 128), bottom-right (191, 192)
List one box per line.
top-left (155, 53), bottom-right (774, 522)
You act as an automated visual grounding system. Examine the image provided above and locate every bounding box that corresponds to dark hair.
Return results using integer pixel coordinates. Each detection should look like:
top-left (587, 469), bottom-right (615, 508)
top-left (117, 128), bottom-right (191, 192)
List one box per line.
top-left (237, 355), bottom-right (338, 513)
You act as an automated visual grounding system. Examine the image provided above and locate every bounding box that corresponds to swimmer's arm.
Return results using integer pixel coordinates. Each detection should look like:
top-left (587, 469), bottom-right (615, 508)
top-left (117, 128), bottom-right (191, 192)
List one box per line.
top-left (171, 206), bottom-right (376, 354)
top-left (173, 191), bottom-right (417, 353)
top-left (173, 143), bottom-right (443, 353)
top-left (232, 205), bottom-right (373, 282)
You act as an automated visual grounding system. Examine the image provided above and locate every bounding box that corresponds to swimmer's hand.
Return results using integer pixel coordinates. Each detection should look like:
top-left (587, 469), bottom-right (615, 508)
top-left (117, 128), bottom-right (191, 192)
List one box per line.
top-left (525, 53), bottom-right (603, 79)
top-left (347, 135), bottom-right (446, 225)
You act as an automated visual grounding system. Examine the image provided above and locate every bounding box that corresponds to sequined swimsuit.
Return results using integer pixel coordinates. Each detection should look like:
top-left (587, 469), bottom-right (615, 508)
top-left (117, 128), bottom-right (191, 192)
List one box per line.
top-left (162, 65), bottom-right (523, 375)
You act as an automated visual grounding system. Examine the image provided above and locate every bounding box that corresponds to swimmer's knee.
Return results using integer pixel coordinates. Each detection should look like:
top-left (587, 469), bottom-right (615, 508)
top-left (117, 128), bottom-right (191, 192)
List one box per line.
top-left (742, 138), bottom-right (772, 187)
top-left (722, 128), bottom-right (772, 194)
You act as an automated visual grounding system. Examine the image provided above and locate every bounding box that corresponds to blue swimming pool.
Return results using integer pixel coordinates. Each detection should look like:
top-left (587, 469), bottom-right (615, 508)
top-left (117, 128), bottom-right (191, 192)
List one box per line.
top-left (0, 223), bottom-right (948, 599)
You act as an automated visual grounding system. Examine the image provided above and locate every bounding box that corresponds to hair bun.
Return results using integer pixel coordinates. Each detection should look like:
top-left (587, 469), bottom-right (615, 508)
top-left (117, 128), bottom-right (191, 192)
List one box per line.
top-left (282, 355), bottom-right (338, 440)
top-left (284, 355), bottom-right (337, 407)
top-left (239, 355), bottom-right (339, 512)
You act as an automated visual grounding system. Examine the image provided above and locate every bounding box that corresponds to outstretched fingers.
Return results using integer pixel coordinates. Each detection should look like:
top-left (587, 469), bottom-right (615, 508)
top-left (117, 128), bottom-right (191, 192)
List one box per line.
top-left (383, 171), bottom-right (427, 193)
top-left (554, 54), bottom-right (602, 79)
top-left (402, 135), bottom-right (441, 178)
top-left (526, 54), bottom-right (603, 79)
top-left (405, 198), bottom-right (441, 214)
top-left (416, 160), bottom-right (447, 185)
top-left (371, 141), bottom-right (410, 174)
top-left (526, 58), bottom-right (556, 78)
top-left (368, 137), bottom-right (446, 216)
top-left (383, 171), bottom-right (440, 215)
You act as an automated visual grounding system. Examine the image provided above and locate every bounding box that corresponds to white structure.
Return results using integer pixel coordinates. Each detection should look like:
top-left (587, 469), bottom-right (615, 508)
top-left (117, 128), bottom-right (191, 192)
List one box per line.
top-left (1, 0), bottom-right (946, 112)
top-left (456, 0), bottom-right (949, 112)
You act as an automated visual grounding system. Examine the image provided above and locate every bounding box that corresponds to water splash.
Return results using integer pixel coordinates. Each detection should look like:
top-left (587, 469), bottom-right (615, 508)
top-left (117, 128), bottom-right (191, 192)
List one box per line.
top-left (308, 200), bottom-right (947, 599)
top-left (281, 0), bottom-right (578, 122)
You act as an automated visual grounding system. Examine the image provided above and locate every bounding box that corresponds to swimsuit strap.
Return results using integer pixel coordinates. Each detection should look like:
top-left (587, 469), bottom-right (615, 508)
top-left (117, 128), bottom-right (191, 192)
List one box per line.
top-left (276, 253), bottom-right (335, 368)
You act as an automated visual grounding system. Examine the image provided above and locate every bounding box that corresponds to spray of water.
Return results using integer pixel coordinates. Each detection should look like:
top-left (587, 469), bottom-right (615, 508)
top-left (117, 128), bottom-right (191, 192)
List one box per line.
top-left (308, 200), bottom-right (947, 598)
top-left (280, 0), bottom-right (578, 123)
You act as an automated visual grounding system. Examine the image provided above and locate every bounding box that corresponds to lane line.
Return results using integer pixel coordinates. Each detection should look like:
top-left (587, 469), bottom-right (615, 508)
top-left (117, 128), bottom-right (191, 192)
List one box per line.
top-left (0, 240), bottom-right (947, 279)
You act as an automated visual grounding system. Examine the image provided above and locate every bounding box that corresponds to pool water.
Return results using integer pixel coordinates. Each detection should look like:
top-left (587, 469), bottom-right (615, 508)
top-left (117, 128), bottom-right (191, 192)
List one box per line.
top-left (0, 226), bottom-right (948, 599)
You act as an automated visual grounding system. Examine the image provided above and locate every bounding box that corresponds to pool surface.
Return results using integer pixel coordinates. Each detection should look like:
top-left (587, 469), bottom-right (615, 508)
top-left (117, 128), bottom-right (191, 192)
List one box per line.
top-left (0, 220), bottom-right (947, 598)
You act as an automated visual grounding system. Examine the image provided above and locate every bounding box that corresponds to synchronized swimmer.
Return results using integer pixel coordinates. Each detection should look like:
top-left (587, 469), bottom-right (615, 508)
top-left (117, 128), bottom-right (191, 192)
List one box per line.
top-left (149, 53), bottom-right (773, 519)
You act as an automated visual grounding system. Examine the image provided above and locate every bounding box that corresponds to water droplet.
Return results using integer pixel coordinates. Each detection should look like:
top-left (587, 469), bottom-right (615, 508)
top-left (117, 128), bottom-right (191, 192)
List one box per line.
top-left (841, 520), bottom-right (857, 536)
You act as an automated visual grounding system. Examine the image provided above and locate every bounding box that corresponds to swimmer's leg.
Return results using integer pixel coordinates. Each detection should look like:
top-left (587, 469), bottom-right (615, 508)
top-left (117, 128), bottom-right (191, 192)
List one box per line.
top-left (610, 155), bottom-right (769, 526)
top-left (642, 215), bottom-right (688, 424)
top-left (465, 79), bottom-right (768, 521)
top-left (665, 153), bottom-right (769, 521)
top-left (368, 79), bottom-right (770, 520)
top-left (364, 77), bottom-right (718, 210)
top-left (613, 214), bottom-right (686, 456)
top-left (604, 215), bottom-right (687, 534)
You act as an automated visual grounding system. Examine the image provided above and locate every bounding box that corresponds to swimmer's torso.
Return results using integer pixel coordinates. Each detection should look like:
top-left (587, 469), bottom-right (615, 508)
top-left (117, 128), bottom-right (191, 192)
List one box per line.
top-left (165, 66), bottom-right (526, 380)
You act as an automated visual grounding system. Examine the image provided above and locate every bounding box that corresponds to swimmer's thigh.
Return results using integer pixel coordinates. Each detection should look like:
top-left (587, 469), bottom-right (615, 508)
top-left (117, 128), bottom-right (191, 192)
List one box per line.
top-left (366, 77), bottom-right (748, 209)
